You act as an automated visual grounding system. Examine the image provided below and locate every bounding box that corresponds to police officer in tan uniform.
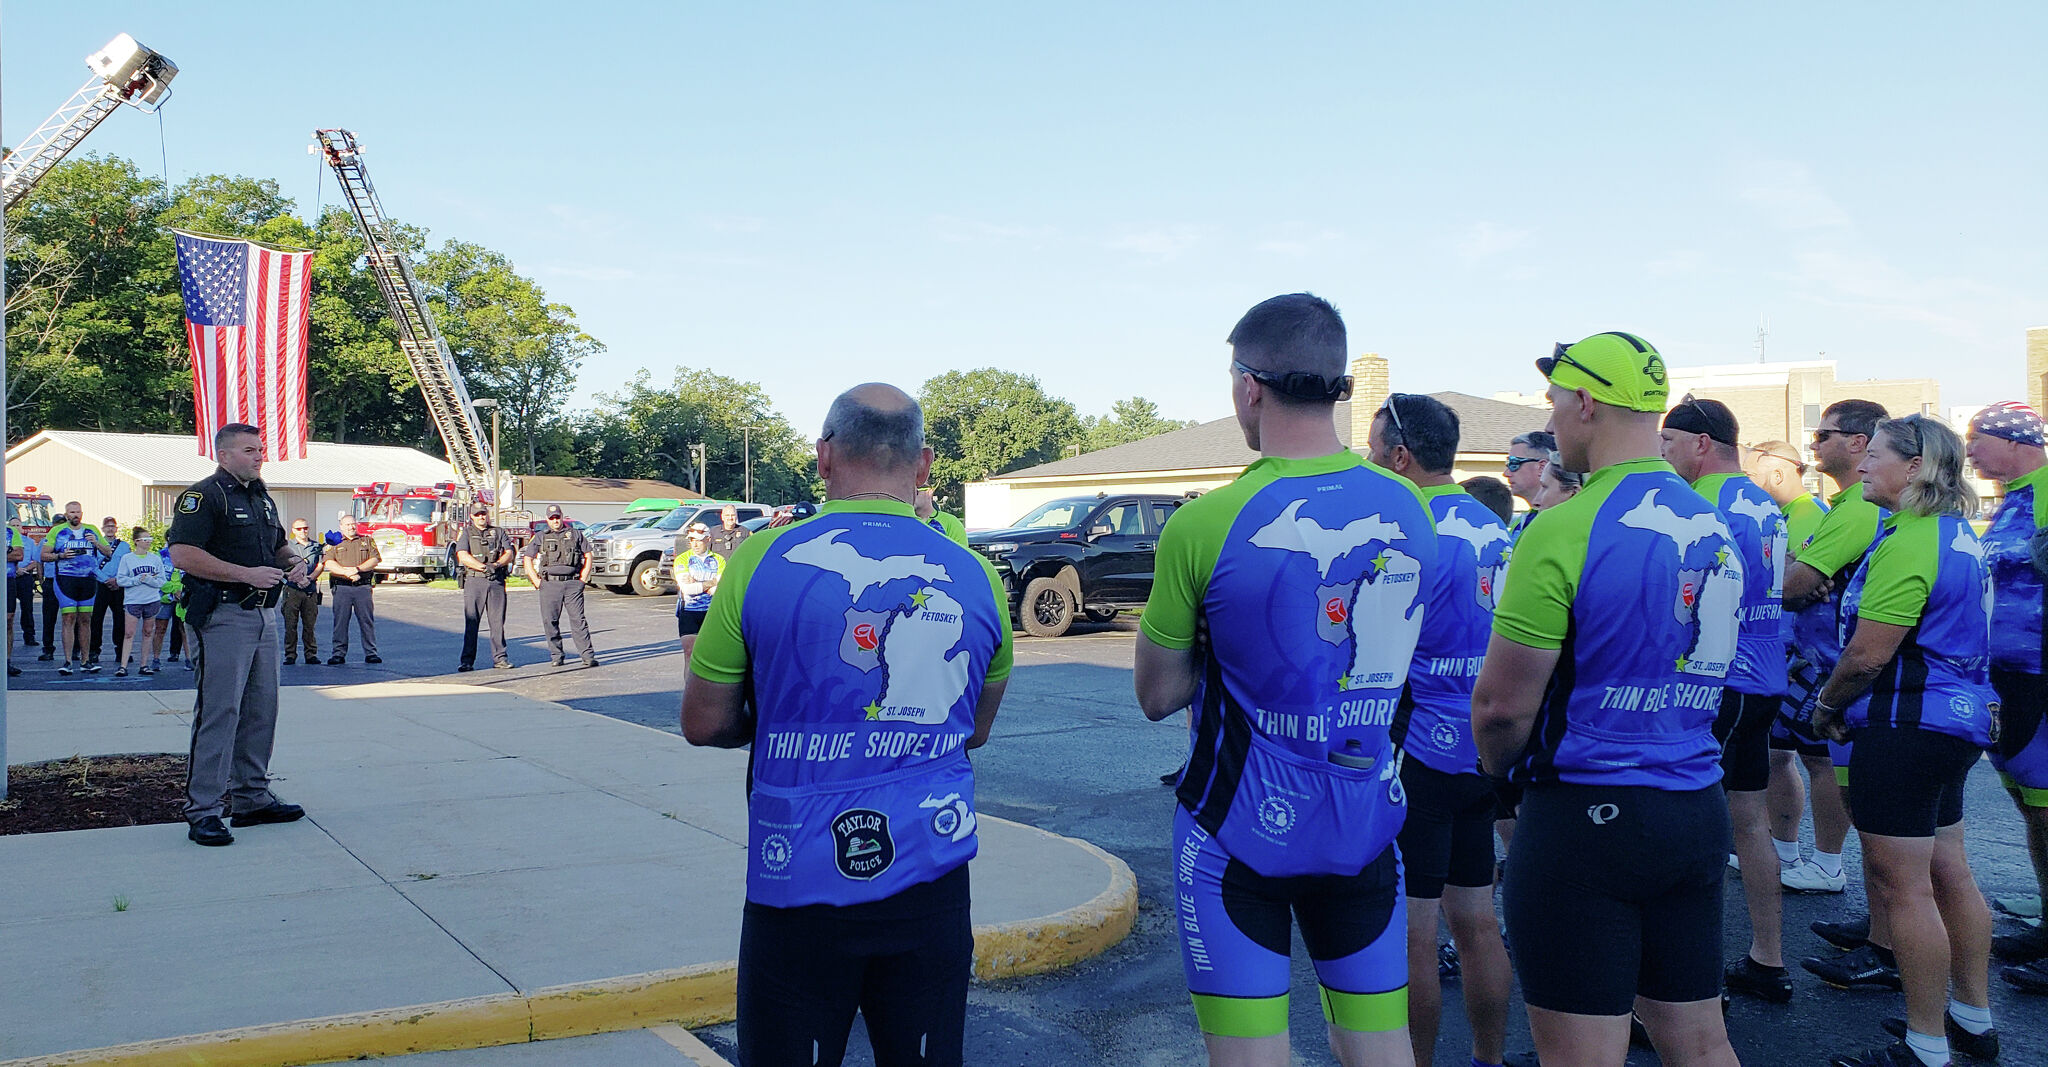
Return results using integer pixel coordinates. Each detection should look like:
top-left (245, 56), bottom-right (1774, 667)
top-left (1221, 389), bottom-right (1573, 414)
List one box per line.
top-left (167, 423), bottom-right (310, 847)
top-left (521, 505), bottom-right (598, 667)
top-left (323, 514), bottom-right (381, 665)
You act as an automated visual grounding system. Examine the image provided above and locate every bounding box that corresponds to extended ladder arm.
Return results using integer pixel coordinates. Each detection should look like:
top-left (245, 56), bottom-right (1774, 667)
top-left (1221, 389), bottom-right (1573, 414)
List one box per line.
top-left (314, 129), bottom-right (495, 494)
top-left (2, 35), bottom-right (177, 211)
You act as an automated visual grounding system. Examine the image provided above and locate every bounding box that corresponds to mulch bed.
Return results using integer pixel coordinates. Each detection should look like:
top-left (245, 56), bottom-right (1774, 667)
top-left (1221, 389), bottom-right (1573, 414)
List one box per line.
top-left (0, 754), bottom-right (185, 836)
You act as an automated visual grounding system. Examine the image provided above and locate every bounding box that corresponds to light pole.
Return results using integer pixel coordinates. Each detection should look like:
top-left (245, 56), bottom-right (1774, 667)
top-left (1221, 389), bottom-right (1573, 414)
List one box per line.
top-left (471, 398), bottom-right (501, 524)
top-left (689, 443), bottom-right (707, 496)
top-left (740, 425), bottom-right (765, 503)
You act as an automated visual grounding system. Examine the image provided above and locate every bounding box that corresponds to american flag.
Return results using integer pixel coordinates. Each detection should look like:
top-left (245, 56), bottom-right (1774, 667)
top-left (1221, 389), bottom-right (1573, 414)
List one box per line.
top-left (173, 231), bottom-right (313, 460)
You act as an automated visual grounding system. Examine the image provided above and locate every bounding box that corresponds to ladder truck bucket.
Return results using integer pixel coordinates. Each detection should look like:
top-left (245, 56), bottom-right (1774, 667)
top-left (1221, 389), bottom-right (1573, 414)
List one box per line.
top-left (86, 34), bottom-right (178, 110)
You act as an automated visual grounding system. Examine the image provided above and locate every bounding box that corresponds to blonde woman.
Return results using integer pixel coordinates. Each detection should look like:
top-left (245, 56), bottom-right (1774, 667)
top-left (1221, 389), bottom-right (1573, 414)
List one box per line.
top-left (1810, 415), bottom-right (1998, 1066)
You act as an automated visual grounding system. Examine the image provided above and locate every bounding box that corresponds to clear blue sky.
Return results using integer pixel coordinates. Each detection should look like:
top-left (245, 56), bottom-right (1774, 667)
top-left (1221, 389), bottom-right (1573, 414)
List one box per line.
top-left (8, 3), bottom-right (2044, 437)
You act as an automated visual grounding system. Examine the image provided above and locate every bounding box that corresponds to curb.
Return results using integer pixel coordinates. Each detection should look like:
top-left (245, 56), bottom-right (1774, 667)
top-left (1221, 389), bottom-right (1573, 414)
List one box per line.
top-left (3, 821), bottom-right (1138, 1067)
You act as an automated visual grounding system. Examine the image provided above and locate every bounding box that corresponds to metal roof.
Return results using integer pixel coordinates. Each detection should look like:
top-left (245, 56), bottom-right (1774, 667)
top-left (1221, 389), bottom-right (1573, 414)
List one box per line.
top-left (515, 475), bottom-right (702, 502)
top-left (990, 392), bottom-right (1548, 482)
top-left (6, 431), bottom-right (455, 489)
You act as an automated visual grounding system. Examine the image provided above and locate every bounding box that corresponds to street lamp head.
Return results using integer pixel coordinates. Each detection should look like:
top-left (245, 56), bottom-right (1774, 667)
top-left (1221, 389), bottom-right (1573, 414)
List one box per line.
top-left (471, 398), bottom-right (499, 410)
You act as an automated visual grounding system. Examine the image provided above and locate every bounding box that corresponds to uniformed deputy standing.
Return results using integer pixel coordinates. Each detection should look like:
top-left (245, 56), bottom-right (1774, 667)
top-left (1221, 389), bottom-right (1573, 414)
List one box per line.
top-left (455, 503), bottom-right (516, 671)
top-left (167, 423), bottom-right (310, 847)
top-left (521, 505), bottom-right (599, 667)
top-left (323, 513), bottom-right (382, 665)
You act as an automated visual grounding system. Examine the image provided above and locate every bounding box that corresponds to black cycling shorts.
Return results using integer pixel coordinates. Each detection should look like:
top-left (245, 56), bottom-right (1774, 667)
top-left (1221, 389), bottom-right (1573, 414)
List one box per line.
top-left (1846, 725), bottom-right (1982, 838)
top-left (677, 608), bottom-right (708, 638)
top-left (737, 864), bottom-right (971, 1067)
top-left (1397, 759), bottom-right (1497, 899)
top-left (1503, 782), bottom-right (1730, 1015)
top-left (1712, 690), bottom-right (1779, 792)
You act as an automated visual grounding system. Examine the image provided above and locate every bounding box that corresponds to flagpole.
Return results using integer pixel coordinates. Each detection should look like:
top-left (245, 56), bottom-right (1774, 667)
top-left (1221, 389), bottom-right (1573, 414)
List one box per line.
top-left (3, 151), bottom-right (12, 802)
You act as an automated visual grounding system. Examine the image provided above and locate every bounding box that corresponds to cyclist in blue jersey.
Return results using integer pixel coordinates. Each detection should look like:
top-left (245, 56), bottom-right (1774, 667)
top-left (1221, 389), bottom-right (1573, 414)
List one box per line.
top-left (1367, 393), bottom-right (1516, 1067)
top-left (4, 524), bottom-right (23, 677)
top-left (1810, 416), bottom-right (1997, 1067)
top-left (683, 384), bottom-right (1011, 1067)
top-left (1747, 438), bottom-right (1854, 894)
top-left (1503, 431), bottom-right (1554, 545)
top-left (1136, 293), bottom-right (1435, 1067)
top-left (1662, 395), bottom-right (1796, 1003)
top-left (44, 500), bottom-right (109, 675)
top-left (1473, 332), bottom-right (1741, 1067)
top-left (1961, 402), bottom-right (2048, 992)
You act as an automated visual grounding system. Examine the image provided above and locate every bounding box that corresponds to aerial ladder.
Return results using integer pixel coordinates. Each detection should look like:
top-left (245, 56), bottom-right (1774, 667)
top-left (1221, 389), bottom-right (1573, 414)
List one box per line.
top-left (313, 129), bottom-right (495, 496)
top-left (2, 34), bottom-right (178, 211)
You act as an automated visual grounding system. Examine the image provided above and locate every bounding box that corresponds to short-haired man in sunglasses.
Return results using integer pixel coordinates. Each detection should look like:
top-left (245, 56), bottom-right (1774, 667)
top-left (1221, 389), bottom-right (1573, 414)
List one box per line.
top-left (1504, 431), bottom-right (1556, 543)
top-left (1137, 293), bottom-right (1435, 1066)
top-left (1782, 400), bottom-right (1902, 991)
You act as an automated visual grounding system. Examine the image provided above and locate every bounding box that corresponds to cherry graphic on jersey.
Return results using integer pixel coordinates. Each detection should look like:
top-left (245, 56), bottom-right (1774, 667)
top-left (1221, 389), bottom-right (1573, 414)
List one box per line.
top-left (1680, 580), bottom-right (1697, 609)
top-left (1324, 596), bottom-right (1348, 624)
top-left (852, 622), bottom-right (880, 651)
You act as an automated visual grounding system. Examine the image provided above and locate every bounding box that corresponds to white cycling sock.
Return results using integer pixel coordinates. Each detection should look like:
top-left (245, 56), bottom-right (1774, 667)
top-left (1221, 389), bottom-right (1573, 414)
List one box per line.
top-left (1772, 837), bottom-right (1801, 865)
top-left (1813, 850), bottom-right (1844, 878)
top-left (1903, 1028), bottom-right (1949, 1066)
top-left (1947, 997), bottom-right (1992, 1034)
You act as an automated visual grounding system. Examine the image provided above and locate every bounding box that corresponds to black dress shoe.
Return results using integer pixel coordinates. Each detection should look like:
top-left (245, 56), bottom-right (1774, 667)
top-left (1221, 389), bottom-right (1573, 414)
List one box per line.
top-left (326, 654), bottom-right (345, 665)
top-left (364, 654), bottom-right (382, 664)
top-left (457, 663), bottom-right (474, 672)
top-left (551, 657), bottom-right (566, 667)
top-left (1882, 1012), bottom-right (2000, 1060)
top-left (188, 816), bottom-right (234, 846)
top-left (36, 651), bottom-right (52, 661)
top-left (283, 655), bottom-right (296, 665)
top-left (230, 801), bottom-right (306, 827)
top-left (582, 656), bottom-right (600, 668)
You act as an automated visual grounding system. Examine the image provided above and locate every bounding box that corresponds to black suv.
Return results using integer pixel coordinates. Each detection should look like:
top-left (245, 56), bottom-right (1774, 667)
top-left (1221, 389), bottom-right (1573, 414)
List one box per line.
top-left (969, 493), bottom-right (1190, 638)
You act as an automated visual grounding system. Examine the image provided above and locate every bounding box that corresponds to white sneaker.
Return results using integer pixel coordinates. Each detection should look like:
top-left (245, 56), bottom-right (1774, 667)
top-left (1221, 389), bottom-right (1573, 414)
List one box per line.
top-left (1779, 857), bottom-right (1847, 893)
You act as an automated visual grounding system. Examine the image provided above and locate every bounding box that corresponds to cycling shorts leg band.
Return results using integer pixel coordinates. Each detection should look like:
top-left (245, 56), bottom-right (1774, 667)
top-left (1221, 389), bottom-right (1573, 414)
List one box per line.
top-left (1318, 985), bottom-right (1407, 1032)
top-left (1990, 669), bottom-right (2048, 802)
top-left (1190, 993), bottom-right (1288, 1039)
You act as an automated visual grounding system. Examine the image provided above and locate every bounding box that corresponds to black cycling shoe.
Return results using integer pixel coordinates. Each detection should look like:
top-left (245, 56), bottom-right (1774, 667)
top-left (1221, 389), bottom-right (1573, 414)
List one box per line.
top-left (1725, 955), bottom-right (1793, 1003)
top-left (1828, 1040), bottom-right (1929, 1067)
top-left (1439, 941), bottom-right (1461, 981)
top-left (2004, 958), bottom-right (2048, 995)
top-left (1991, 922), bottom-right (2048, 963)
top-left (1803, 945), bottom-right (1903, 991)
top-left (1814, 915), bottom-right (1872, 951)
top-left (1881, 1013), bottom-right (2000, 1061)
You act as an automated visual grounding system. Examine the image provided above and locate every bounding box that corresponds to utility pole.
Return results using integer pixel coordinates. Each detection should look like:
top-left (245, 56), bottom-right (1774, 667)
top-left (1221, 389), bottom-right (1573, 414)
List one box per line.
top-left (471, 398), bottom-right (500, 523)
top-left (2, 172), bottom-right (9, 800)
top-left (689, 443), bottom-right (707, 496)
top-left (740, 425), bottom-right (765, 503)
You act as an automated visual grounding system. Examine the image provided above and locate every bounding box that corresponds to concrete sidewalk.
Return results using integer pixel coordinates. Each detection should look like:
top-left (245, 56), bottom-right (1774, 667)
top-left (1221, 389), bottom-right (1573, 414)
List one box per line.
top-left (0, 684), bottom-right (1137, 1066)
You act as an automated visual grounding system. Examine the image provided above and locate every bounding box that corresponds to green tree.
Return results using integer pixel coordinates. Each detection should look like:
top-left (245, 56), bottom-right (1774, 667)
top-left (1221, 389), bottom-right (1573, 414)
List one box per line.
top-left (578, 369), bottom-right (816, 503)
top-left (1078, 396), bottom-right (1196, 453)
top-left (918, 368), bottom-right (1082, 504)
top-left (418, 242), bottom-right (601, 474)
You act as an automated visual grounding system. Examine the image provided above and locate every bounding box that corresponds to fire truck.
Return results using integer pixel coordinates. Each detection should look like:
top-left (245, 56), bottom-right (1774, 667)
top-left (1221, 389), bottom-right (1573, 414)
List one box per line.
top-left (349, 481), bottom-right (474, 579)
top-left (6, 489), bottom-right (57, 539)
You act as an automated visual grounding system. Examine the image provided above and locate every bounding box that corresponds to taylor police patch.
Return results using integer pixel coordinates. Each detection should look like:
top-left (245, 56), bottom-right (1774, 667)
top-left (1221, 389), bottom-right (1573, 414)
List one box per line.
top-left (831, 808), bottom-right (894, 880)
top-left (177, 491), bottom-right (203, 515)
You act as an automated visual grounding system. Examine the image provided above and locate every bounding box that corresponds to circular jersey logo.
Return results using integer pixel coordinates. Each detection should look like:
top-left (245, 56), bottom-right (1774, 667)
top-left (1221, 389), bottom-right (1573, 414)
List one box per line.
top-left (760, 833), bottom-right (792, 873)
top-left (1323, 597), bottom-right (1348, 624)
top-left (832, 808), bottom-right (895, 880)
top-left (931, 805), bottom-right (959, 837)
top-left (1430, 722), bottom-right (1459, 751)
top-left (852, 623), bottom-right (880, 652)
top-left (1257, 796), bottom-right (1296, 837)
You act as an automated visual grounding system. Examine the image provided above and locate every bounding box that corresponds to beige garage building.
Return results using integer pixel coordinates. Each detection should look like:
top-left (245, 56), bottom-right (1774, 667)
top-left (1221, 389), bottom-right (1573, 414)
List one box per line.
top-left (4, 431), bottom-right (456, 530)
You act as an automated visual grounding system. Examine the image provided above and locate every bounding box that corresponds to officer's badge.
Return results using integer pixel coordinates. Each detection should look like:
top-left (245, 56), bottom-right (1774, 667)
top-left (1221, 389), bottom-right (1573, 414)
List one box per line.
top-left (177, 492), bottom-right (202, 515)
top-left (831, 808), bottom-right (894, 880)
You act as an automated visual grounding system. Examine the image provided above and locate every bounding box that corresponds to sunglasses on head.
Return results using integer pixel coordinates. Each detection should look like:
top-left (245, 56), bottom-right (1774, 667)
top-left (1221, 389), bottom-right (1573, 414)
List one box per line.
top-left (1548, 342), bottom-right (1615, 387)
top-left (1378, 393), bottom-right (1419, 440)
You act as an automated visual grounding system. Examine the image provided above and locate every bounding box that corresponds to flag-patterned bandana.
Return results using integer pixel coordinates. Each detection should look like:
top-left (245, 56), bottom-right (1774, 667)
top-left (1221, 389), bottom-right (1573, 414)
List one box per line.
top-left (1971, 402), bottom-right (2047, 447)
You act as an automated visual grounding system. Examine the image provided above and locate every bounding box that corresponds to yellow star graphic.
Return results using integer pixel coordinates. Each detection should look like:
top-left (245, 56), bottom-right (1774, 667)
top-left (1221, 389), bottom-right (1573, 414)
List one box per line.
top-left (1675, 656), bottom-right (1689, 672)
top-left (1338, 676), bottom-right (1352, 691)
top-left (909, 589), bottom-right (931, 609)
top-left (1715, 547), bottom-right (1730, 567)
top-left (1373, 551), bottom-right (1391, 573)
top-left (864, 701), bottom-right (883, 720)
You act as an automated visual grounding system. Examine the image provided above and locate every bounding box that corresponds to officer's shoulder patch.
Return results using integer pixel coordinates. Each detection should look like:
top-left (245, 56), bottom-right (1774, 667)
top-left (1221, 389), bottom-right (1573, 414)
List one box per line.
top-left (177, 491), bottom-right (203, 515)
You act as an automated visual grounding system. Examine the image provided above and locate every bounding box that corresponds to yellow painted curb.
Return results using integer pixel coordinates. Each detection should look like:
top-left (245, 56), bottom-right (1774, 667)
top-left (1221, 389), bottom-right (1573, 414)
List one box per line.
top-left (5, 822), bottom-right (1136, 1067)
top-left (971, 827), bottom-right (1139, 982)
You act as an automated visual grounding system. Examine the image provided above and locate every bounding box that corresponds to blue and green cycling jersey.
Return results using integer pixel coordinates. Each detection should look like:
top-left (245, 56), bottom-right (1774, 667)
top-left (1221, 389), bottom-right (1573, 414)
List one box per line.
top-left (689, 499), bottom-right (1011, 908)
top-left (4, 527), bottom-right (21, 579)
top-left (1491, 458), bottom-right (1741, 790)
top-left (43, 523), bottom-right (106, 578)
top-left (676, 551), bottom-right (723, 613)
top-left (1396, 485), bottom-right (1509, 776)
top-left (1780, 494), bottom-right (1829, 641)
top-left (1838, 510), bottom-right (1995, 746)
top-left (1791, 483), bottom-right (1885, 680)
top-left (1983, 465), bottom-right (2048, 675)
top-left (1695, 473), bottom-right (1788, 697)
top-left (1143, 449), bottom-right (1435, 877)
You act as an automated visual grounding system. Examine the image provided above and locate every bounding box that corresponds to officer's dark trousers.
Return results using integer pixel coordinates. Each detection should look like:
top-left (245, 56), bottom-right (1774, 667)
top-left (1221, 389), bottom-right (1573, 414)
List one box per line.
top-left (330, 584), bottom-right (377, 658)
top-left (11, 574), bottom-right (34, 643)
top-left (461, 579), bottom-right (509, 667)
top-left (282, 586), bottom-right (319, 659)
top-left (538, 579), bottom-right (594, 661)
top-left (41, 578), bottom-right (57, 649)
top-left (185, 605), bottom-right (281, 822)
top-left (89, 582), bottom-right (126, 659)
